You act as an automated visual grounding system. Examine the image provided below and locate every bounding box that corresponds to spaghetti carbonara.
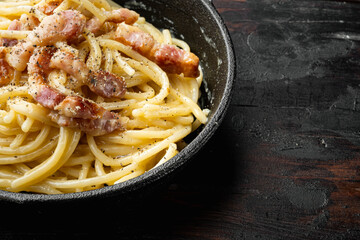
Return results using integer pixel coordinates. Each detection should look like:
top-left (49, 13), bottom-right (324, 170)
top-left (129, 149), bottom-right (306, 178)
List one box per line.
top-left (0, 0), bottom-right (208, 194)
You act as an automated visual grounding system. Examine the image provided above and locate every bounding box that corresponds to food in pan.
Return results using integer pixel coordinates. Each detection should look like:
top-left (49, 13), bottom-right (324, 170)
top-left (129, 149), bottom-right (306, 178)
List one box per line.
top-left (0, 0), bottom-right (208, 194)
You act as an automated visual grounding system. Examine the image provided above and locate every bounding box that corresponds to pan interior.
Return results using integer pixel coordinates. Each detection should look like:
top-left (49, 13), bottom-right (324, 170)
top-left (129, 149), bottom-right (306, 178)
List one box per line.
top-left (0, 0), bottom-right (234, 204)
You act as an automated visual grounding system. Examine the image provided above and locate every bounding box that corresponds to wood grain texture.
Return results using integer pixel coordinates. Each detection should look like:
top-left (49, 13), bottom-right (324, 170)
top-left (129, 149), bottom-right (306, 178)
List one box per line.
top-left (2, 0), bottom-right (360, 239)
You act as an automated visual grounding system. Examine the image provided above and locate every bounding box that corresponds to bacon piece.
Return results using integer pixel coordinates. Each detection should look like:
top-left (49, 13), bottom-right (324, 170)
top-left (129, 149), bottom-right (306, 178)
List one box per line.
top-left (32, 10), bottom-right (86, 45)
top-left (0, 59), bottom-right (13, 86)
top-left (28, 46), bottom-right (124, 135)
top-left (38, 0), bottom-right (64, 15)
top-left (50, 49), bottom-right (126, 98)
top-left (7, 10), bottom-right (86, 71)
top-left (0, 19), bottom-right (22, 47)
top-left (85, 8), bottom-right (139, 38)
top-left (88, 70), bottom-right (126, 98)
top-left (0, 39), bottom-right (18, 48)
top-left (7, 20), bottom-right (22, 31)
top-left (28, 46), bottom-right (56, 77)
top-left (49, 49), bottom-right (88, 82)
top-left (6, 41), bottom-right (34, 71)
top-left (0, 14), bottom-right (39, 48)
top-left (19, 14), bottom-right (40, 31)
top-left (32, 79), bottom-right (119, 122)
top-left (34, 82), bottom-right (123, 136)
top-left (49, 111), bottom-right (123, 136)
top-left (114, 24), bottom-right (200, 77)
top-left (33, 83), bottom-right (65, 109)
top-left (54, 95), bottom-right (106, 119)
top-left (106, 8), bottom-right (139, 25)
top-left (85, 17), bottom-right (103, 36)
top-left (0, 48), bottom-right (14, 86)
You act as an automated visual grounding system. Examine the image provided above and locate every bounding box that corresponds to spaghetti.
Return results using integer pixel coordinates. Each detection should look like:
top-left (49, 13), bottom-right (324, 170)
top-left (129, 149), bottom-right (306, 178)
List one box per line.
top-left (0, 0), bottom-right (208, 194)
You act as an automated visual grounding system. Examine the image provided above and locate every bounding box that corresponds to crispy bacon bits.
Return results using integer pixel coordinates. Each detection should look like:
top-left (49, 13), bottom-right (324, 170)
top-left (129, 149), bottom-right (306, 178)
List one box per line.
top-left (28, 46), bottom-right (124, 136)
top-left (106, 8), bottom-right (139, 25)
top-left (88, 70), bottom-right (127, 99)
top-left (85, 8), bottom-right (139, 36)
top-left (7, 10), bottom-right (86, 71)
top-left (114, 24), bottom-right (200, 78)
top-left (38, 0), bottom-right (64, 15)
top-left (50, 49), bottom-right (126, 99)
top-left (0, 48), bottom-right (14, 86)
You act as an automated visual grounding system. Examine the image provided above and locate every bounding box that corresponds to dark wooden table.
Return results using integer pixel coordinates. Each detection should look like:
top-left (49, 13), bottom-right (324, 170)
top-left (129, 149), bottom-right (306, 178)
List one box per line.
top-left (2, 0), bottom-right (360, 239)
